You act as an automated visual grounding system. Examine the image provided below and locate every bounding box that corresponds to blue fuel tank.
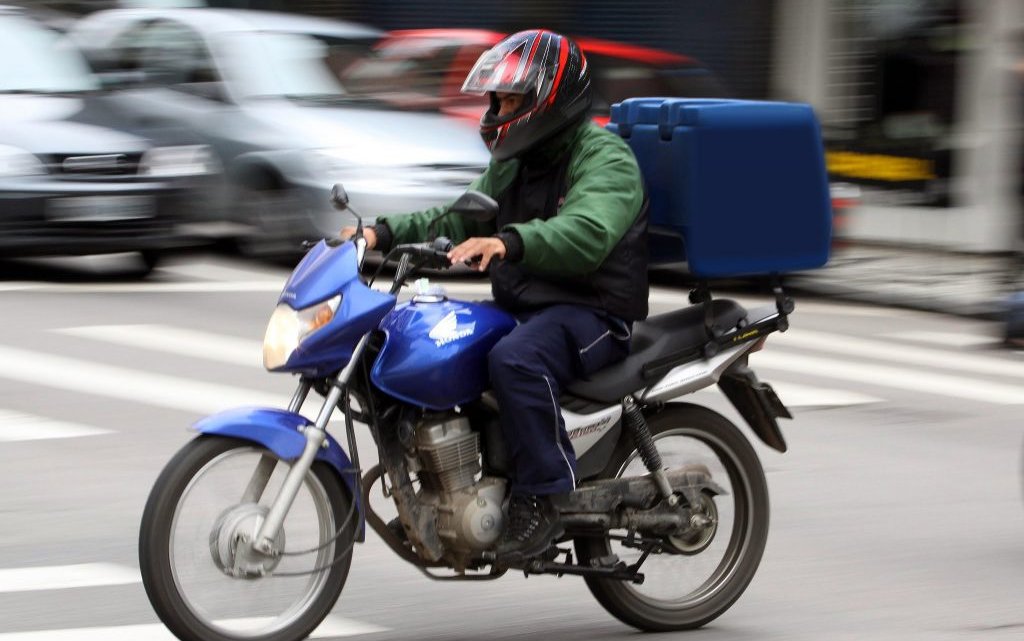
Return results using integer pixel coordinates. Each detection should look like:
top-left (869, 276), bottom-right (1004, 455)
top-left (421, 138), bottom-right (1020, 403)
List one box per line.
top-left (372, 297), bottom-right (516, 410)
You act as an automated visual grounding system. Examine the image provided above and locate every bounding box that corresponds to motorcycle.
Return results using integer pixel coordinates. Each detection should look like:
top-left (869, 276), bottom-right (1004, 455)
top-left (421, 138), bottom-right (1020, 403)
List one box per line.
top-left (139, 184), bottom-right (795, 641)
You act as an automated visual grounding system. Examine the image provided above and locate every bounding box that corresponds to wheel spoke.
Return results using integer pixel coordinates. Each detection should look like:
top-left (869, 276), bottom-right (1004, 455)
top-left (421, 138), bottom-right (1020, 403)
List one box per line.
top-left (240, 454), bottom-right (278, 504)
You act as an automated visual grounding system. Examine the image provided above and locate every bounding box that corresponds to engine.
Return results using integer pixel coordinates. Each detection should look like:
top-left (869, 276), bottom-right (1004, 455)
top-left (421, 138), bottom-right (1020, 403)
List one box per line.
top-left (413, 414), bottom-right (506, 557)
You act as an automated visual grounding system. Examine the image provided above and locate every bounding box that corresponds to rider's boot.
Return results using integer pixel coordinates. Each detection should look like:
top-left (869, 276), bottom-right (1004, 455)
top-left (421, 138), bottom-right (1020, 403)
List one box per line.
top-left (495, 494), bottom-right (565, 566)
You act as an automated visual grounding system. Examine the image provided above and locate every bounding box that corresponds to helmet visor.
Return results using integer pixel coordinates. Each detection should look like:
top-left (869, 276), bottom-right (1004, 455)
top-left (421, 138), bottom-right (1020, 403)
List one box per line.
top-left (461, 37), bottom-right (544, 96)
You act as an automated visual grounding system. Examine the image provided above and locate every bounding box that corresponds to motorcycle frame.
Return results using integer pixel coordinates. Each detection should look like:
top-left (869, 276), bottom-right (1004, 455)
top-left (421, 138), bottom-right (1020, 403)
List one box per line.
top-left (192, 240), bottom-right (792, 571)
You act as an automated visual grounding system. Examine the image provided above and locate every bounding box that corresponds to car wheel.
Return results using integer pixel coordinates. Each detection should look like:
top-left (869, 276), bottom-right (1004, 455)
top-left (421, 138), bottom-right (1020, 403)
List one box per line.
top-left (234, 184), bottom-right (304, 261)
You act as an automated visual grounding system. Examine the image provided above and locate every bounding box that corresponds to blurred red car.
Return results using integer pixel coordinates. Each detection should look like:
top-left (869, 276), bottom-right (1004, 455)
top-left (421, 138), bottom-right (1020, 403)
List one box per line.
top-left (341, 29), bottom-right (729, 126)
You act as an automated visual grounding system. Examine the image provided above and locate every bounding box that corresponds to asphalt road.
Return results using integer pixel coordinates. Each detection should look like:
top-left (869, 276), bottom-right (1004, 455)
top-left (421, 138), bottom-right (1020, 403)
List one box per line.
top-left (0, 252), bottom-right (1021, 641)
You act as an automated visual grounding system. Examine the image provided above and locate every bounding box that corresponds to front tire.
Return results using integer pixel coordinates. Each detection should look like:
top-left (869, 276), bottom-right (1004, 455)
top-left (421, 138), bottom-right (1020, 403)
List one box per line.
top-left (575, 403), bottom-right (770, 631)
top-left (140, 436), bottom-right (354, 641)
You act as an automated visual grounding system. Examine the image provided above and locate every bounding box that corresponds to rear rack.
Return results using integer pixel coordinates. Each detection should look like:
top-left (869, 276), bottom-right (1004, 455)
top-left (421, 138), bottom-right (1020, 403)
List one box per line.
top-left (640, 275), bottom-right (793, 381)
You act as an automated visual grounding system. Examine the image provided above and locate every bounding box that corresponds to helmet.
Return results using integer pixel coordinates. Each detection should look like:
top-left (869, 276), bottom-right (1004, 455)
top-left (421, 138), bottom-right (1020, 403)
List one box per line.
top-left (461, 30), bottom-right (592, 160)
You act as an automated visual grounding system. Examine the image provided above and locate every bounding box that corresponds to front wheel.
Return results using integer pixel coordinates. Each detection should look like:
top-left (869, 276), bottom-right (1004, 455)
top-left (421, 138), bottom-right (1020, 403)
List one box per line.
top-left (575, 403), bottom-right (770, 631)
top-left (140, 436), bottom-right (355, 641)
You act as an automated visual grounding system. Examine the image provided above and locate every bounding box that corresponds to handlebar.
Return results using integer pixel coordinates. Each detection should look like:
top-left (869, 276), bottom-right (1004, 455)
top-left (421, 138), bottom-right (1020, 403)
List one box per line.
top-left (392, 236), bottom-right (454, 270)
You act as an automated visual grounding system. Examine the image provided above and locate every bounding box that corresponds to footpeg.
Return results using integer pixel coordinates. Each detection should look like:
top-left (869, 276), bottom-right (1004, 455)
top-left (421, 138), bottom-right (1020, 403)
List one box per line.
top-left (589, 554), bottom-right (620, 568)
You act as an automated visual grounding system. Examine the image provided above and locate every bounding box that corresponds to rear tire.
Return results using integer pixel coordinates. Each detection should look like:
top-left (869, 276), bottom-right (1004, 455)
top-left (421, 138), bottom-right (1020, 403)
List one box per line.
top-left (575, 403), bottom-right (769, 631)
top-left (140, 436), bottom-right (354, 641)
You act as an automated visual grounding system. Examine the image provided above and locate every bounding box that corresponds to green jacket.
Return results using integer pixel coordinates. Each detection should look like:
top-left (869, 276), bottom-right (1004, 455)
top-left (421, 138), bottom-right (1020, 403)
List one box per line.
top-left (381, 121), bottom-right (645, 278)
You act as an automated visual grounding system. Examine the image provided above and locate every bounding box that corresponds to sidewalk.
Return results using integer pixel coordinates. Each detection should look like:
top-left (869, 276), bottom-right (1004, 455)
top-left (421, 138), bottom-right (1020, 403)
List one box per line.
top-left (787, 242), bottom-right (1022, 319)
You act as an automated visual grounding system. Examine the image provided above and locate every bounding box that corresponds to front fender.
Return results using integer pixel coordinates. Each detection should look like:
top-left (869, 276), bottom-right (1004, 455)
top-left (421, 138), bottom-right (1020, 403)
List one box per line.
top-left (192, 406), bottom-right (364, 537)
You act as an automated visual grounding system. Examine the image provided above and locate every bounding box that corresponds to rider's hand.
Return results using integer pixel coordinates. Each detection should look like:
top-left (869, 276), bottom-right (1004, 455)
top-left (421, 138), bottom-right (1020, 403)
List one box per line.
top-left (448, 237), bottom-right (506, 272)
top-left (339, 226), bottom-right (377, 250)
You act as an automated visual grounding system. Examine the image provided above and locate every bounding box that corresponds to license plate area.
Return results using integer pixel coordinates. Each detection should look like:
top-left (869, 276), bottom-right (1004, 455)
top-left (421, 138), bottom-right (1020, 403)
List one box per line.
top-left (46, 195), bottom-right (155, 222)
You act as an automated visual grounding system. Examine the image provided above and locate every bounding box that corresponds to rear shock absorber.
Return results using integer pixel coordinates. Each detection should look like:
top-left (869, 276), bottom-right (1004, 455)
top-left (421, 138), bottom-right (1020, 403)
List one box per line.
top-left (622, 396), bottom-right (678, 505)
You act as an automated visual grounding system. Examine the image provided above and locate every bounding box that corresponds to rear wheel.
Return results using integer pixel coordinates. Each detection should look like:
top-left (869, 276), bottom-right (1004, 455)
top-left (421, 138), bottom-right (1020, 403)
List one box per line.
top-left (575, 403), bottom-right (769, 631)
top-left (140, 436), bottom-right (355, 641)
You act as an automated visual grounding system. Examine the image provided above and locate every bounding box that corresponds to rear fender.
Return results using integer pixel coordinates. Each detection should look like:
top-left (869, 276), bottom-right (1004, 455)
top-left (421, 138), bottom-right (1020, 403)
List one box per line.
top-left (192, 406), bottom-right (364, 538)
top-left (717, 362), bottom-right (791, 452)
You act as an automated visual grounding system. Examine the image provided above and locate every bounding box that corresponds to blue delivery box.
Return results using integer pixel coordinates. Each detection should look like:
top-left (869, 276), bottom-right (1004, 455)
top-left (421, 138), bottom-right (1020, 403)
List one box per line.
top-left (607, 98), bottom-right (832, 278)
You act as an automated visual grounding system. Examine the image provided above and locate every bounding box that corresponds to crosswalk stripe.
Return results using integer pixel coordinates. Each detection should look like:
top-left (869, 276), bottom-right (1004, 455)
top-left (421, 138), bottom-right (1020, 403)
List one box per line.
top-left (0, 564), bottom-right (139, 593)
top-left (883, 330), bottom-right (995, 348)
top-left (0, 410), bottom-right (111, 442)
top-left (753, 351), bottom-right (1024, 404)
top-left (0, 615), bottom-right (386, 640)
top-left (0, 345), bottom-right (284, 416)
top-left (776, 329), bottom-right (1024, 379)
top-left (58, 325), bottom-right (262, 369)
top-left (57, 324), bottom-right (889, 410)
top-left (764, 381), bottom-right (882, 408)
top-left (46, 323), bottom-right (1020, 409)
top-left (0, 281), bottom-right (285, 294)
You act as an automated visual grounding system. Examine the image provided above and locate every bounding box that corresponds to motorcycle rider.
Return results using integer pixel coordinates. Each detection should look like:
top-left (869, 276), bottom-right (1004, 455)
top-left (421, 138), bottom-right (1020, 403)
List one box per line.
top-left (341, 29), bottom-right (648, 564)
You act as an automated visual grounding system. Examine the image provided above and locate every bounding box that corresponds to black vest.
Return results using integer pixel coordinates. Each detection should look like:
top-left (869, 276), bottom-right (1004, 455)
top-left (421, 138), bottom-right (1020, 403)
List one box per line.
top-left (490, 149), bottom-right (650, 322)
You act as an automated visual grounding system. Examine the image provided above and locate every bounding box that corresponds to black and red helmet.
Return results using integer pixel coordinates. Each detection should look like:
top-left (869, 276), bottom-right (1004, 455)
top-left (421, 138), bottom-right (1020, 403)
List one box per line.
top-left (461, 30), bottom-right (592, 160)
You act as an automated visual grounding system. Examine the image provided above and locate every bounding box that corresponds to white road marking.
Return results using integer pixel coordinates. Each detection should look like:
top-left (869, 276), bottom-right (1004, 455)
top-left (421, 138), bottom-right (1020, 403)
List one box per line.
top-left (158, 261), bottom-right (288, 282)
top-left (0, 410), bottom-right (111, 442)
top-left (0, 345), bottom-right (284, 416)
top-left (764, 381), bottom-right (882, 408)
top-left (0, 564), bottom-right (139, 593)
top-left (58, 325), bottom-right (262, 369)
top-left (0, 615), bottom-right (386, 640)
top-left (692, 380), bottom-right (881, 409)
top-left (753, 351), bottom-right (1024, 404)
top-left (882, 330), bottom-right (997, 348)
top-left (776, 329), bottom-right (1024, 379)
top-left (0, 281), bottom-right (285, 294)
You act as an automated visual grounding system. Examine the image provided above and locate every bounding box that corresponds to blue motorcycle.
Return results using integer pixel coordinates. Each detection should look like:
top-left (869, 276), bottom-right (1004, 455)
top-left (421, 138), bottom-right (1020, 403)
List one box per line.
top-left (139, 185), bottom-right (795, 641)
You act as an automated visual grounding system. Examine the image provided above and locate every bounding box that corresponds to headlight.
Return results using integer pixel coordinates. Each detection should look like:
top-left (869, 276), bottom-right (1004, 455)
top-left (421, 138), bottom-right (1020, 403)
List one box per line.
top-left (0, 145), bottom-right (45, 177)
top-left (262, 295), bottom-right (341, 370)
top-left (139, 145), bottom-right (219, 177)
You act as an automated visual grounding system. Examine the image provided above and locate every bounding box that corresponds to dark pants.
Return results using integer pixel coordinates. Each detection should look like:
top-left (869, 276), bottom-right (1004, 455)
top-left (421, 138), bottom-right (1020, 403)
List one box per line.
top-left (488, 304), bottom-right (631, 496)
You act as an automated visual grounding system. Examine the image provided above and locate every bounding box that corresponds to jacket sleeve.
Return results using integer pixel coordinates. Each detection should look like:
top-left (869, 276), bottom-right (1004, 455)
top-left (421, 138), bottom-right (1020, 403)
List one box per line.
top-left (505, 136), bottom-right (643, 276)
top-left (377, 163), bottom-right (507, 248)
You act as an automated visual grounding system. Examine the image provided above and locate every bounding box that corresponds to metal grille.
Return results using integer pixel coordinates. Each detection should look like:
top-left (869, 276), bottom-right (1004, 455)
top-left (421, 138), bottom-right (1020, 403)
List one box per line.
top-left (418, 431), bottom-right (480, 492)
top-left (824, 2), bottom-right (880, 128)
top-left (42, 153), bottom-right (143, 177)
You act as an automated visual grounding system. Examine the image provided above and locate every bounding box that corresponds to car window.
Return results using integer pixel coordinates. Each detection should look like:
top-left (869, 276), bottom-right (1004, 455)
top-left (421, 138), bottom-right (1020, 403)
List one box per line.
top-left (587, 54), bottom-right (727, 112)
top-left (344, 41), bottom-right (461, 98)
top-left (114, 20), bottom-right (221, 91)
top-left (0, 15), bottom-right (98, 93)
top-left (216, 31), bottom-right (348, 99)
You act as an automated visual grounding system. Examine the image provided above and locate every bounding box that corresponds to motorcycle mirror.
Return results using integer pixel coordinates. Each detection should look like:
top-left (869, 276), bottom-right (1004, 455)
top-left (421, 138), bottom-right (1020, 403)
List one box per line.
top-left (330, 183), bottom-right (350, 211)
top-left (449, 190), bottom-right (498, 222)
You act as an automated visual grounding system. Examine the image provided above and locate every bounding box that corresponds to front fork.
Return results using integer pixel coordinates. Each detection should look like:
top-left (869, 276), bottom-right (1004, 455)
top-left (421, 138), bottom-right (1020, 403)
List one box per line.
top-left (251, 334), bottom-right (370, 554)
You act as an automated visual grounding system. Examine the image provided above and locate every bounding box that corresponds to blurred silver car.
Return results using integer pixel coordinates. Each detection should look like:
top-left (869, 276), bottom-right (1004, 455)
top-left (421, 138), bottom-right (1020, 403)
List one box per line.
top-left (67, 8), bottom-right (491, 257)
top-left (0, 6), bottom-right (216, 271)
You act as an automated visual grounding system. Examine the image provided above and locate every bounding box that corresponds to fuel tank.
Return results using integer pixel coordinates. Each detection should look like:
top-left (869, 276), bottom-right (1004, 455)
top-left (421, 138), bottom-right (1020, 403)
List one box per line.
top-left (372, 296), bottom-right (516, 410)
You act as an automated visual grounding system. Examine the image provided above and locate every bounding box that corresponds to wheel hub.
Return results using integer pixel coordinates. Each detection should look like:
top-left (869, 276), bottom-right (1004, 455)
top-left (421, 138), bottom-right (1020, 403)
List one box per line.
top-left (667, 492), bottom-right (718, 555)
top-left (209, 503), bottom-right (286, 578)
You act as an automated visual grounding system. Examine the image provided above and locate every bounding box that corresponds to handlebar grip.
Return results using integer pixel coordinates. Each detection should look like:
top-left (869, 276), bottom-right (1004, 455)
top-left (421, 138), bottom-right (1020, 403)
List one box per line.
top-left (433, 236), bottom-right (454, 253)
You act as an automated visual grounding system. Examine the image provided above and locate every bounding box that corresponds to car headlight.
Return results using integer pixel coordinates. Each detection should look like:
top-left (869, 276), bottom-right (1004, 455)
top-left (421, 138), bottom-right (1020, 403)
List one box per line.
top-left (0, 145), bottom-right (45, 177)
top-left (139, 145), bottom-right (219, 177)
top-left (263, 295), bottom-right (341, 370)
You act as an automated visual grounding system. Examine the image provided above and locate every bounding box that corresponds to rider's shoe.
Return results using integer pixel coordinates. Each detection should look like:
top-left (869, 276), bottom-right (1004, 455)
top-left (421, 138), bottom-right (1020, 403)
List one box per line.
top-left (495, 494), bottom-right (564, 566)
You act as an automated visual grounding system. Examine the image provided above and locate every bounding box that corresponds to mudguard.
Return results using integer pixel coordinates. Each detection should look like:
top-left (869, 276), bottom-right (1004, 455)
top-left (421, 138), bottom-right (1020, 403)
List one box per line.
top-left (192, 406), bottom-right (364, 537)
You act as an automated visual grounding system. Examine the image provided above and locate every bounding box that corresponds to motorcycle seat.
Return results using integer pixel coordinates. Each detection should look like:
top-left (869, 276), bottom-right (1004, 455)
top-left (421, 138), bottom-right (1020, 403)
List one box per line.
top-left (566, 299), bottom-right (747, 404)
